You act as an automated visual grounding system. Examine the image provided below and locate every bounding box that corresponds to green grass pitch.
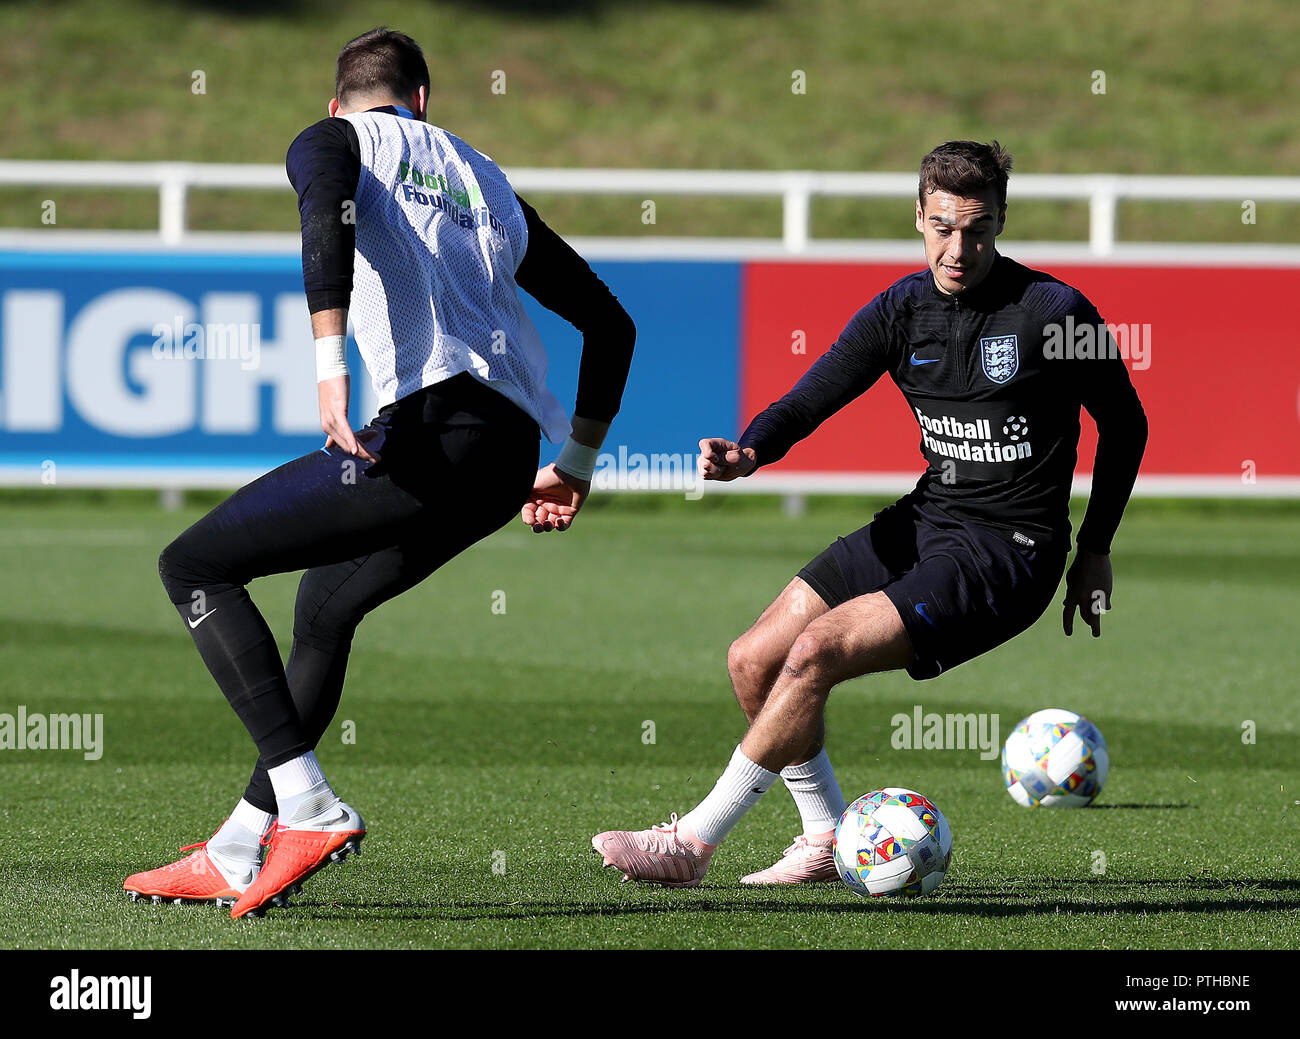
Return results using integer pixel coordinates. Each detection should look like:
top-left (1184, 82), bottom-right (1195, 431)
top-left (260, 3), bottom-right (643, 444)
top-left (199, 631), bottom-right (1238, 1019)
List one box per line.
top-left (1, 494), bottom-right (1297, 949)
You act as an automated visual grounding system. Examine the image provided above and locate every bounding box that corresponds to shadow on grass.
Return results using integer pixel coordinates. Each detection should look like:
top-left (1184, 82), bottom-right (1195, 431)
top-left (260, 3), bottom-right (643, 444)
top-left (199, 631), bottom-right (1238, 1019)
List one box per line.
top-left (309, 875), bottom-right (1300, 922)
top-left (946, 876), bottom-right (1299, 893)
top-left (1089, 803), bottom-right (1194, 810)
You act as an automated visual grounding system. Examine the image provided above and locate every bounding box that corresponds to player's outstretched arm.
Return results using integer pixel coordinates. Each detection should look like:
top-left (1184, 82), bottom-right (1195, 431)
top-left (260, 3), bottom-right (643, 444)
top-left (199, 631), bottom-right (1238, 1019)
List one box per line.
top-left (720, 298), bottom-right (892, 479)
top-left (698, 438), bottom-right (757, 481)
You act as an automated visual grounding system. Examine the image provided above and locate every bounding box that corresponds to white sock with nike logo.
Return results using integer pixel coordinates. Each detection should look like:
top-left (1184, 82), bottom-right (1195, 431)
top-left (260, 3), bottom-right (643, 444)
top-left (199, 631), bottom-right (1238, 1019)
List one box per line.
top-left (268, 752), bottom-right (336, 825)
top-left (679, 746), bottom-right (778, 846)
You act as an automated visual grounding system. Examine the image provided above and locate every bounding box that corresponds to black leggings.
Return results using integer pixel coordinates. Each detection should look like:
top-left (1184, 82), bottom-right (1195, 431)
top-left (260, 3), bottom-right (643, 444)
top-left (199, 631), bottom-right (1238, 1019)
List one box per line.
top-left (157, 374), bottom-right (541, 813)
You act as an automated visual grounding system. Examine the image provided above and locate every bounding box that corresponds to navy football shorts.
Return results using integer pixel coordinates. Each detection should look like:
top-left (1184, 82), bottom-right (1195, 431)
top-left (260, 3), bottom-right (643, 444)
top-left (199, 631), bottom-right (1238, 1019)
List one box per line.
top-left (796, 494), bottom-right (1068, 681)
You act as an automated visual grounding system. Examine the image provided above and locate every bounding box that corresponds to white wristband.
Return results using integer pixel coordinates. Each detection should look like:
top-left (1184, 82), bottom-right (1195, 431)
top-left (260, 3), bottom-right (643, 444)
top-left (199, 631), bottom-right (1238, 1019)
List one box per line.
top-left (555, 437), bottom-right (600, 481)
top-left (315, 334), bottom-right (349, 382)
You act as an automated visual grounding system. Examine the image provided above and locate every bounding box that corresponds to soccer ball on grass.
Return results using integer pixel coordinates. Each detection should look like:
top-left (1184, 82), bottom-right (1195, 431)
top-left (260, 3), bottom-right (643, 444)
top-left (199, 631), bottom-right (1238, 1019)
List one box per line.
top-left (1001, 708), bottom-right (1108, 807)
top-left (833, 788), bottom-right (953, 897)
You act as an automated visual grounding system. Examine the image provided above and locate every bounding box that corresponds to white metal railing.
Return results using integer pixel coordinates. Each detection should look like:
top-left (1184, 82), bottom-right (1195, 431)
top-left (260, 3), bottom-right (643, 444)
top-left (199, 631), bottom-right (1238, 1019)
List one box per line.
top-left (2, 160), bottom-right (1298, 254)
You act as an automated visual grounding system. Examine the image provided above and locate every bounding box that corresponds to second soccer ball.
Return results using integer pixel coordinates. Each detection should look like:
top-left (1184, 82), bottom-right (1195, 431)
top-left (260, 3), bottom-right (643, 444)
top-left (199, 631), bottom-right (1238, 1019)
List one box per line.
top-left (1001, 708), bottom-right (1109, 807)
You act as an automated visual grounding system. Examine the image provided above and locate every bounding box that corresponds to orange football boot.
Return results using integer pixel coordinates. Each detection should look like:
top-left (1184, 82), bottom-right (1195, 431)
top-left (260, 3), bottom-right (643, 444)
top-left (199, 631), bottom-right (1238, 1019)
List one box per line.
top-left (230, 800), bottom-right (365, 919)
top-left (124, 836), bottom-right (258, 907)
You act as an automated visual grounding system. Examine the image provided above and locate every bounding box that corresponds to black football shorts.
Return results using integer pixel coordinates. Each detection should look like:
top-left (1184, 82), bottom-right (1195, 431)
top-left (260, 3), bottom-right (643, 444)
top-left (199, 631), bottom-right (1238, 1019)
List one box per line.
top-left (796, 494), bottom-right (1068, 680)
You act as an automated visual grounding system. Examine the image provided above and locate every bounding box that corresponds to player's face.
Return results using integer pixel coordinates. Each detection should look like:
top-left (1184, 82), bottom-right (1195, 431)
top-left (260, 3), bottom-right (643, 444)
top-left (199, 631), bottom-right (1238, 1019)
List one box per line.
top-left (915, 188), bottom-right (1005, 295)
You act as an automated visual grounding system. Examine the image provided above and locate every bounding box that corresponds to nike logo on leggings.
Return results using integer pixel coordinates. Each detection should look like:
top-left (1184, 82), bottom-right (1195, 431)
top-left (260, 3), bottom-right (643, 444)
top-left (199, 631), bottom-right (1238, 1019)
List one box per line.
top-left (188, 610), bottom-right (218, 629)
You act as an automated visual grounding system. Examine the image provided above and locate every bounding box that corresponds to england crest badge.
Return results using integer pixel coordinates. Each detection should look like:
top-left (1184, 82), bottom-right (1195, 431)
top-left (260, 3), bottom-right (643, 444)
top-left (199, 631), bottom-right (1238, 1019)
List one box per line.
top-left (980, 334), bottom-right (1019, 384)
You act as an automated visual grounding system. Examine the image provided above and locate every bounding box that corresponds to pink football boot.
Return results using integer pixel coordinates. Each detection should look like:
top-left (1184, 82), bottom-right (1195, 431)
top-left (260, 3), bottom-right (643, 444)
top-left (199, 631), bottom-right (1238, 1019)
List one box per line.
top-left (592, 813), bottom-right (716, 887)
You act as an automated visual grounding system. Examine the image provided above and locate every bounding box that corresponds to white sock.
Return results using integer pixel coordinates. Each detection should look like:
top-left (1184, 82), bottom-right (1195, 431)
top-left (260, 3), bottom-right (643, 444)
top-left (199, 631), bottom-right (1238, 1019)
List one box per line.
top-left (207, 799), bottom-right (272, 868)
top-left (268, 752), bottom-right (334, 823)
top-left (230, 798), bottom-right (276, 839)
top-left (679, 746), bottom-right (779, 846)
top-left (781, 748), bottom-right (846, 837)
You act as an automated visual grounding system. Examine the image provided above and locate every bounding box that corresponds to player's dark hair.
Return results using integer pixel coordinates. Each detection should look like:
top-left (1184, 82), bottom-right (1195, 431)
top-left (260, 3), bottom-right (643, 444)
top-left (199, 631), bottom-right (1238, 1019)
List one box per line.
top-left (918, 140), bottom-right (1013, 211)
top-left (335, 27), bottom-right (430, 106)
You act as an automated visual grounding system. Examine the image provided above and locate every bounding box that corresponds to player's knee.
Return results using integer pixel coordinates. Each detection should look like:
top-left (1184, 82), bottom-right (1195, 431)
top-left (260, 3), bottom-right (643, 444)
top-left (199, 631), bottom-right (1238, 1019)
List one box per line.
top-left (727, 634), bottom-right (776, 710)
top-left (783, 624), bottom-right (845, 689)
top-left (293, 609), bottom-right (361, 648)
top-left (726, 635), bottom-right (753, 684)
top-left (158, 531), bottom-right (237, 606)
top-left (158, 537), bottom-right (201, 601)
top-left (294, 578), bottom-right (364, 646)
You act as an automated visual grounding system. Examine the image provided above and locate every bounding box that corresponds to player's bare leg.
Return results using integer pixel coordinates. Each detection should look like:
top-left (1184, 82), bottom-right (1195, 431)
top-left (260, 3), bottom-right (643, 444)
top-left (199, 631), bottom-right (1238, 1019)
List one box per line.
top-left (728, 579), bottom-right (828, 723)
top-left (725, 579), bottom-right (845, 883)
top-left (740, 592), bottom-right (911, 769)
top-left (594, 588), bottom-right (912, 886)
top-left (732, 613), bottom-right (839, 881)
top-left (591, 578), bottom-right (822, 886)
top-left (735, 591), bottom-right (910, 883)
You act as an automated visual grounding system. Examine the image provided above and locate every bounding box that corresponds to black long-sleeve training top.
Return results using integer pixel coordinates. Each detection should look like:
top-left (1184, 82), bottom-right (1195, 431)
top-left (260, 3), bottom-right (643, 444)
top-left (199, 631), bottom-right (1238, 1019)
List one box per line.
top-left (738, 254), bottom-right (1148, 553)
top-left (285, 108), bottom-right (636, 424)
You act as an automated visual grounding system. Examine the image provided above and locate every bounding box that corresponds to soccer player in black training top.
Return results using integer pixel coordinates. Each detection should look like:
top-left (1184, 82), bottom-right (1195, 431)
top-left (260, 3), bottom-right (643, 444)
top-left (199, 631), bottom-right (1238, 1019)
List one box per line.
top-left (123, 28), bottom-right (634, 917)
top-left (594, 140), bottom-right (1146, 888)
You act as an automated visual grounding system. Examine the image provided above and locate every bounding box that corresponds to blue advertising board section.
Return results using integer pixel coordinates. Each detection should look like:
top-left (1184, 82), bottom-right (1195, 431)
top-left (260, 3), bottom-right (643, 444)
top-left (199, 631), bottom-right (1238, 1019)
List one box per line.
top-left (0, 249), bottom-right (740, 484)
top-left (534, 260), bottom-right (740, 465)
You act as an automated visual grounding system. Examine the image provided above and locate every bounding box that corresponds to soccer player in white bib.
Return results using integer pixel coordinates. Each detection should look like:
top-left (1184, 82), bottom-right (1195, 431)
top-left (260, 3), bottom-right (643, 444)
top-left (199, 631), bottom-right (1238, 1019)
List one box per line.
top-left (124, 28), bottom-right (635, 918)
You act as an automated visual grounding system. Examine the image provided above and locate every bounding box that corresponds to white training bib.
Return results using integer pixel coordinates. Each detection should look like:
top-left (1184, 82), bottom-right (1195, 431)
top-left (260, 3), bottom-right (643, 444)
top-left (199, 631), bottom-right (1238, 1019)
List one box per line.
top-left (341, 111), bottom-right (569, 441)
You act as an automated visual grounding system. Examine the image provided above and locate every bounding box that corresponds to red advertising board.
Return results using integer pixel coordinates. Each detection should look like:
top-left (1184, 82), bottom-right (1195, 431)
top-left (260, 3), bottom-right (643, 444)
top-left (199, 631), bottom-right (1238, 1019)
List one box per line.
top-left (740, 261), bottom-right (1300, 481)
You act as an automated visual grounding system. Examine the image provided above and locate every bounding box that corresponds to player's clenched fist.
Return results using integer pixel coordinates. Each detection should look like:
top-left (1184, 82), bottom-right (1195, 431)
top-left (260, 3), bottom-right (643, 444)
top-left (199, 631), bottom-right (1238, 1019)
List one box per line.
top-left (698, 438), bottom-right (757, 481)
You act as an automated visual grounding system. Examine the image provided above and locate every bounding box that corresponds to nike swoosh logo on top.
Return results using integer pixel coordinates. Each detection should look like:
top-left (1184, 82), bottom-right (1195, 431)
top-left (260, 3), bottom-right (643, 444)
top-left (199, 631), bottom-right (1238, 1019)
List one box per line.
top-left (915, 602), bottom-right (937, 626)
top-left (909, 353), bottom-right (941, 366)
top-left (188, 610), bottom-right (218, 629)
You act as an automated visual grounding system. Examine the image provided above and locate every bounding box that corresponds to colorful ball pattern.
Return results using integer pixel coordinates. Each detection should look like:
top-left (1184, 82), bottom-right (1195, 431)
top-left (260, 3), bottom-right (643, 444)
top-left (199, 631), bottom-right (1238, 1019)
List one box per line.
top-left (833, 788), bottom-right (953, 898)
top-left (1002, 708), bottom-right (1109, 807)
